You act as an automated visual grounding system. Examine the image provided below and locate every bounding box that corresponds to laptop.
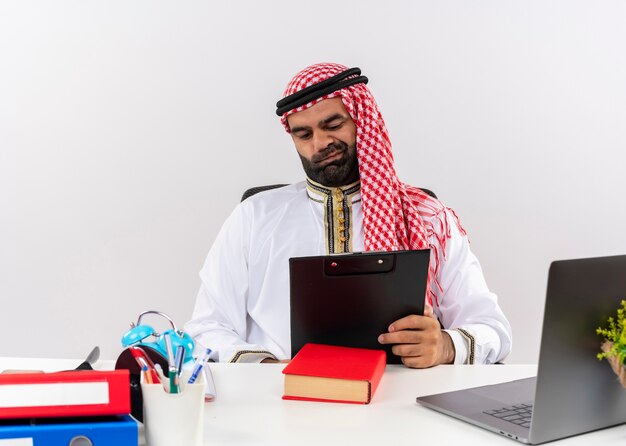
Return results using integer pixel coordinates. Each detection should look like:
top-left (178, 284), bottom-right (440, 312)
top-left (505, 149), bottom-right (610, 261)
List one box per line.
top-left (289, 250), bottom-right (430, 364)
top-left (416, 254), bottom-right (626, 444)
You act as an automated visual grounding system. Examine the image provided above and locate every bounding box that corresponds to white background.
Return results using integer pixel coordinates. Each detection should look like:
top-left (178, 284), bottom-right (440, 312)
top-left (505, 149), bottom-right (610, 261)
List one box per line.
top-left (1, 0), bottom-right (625, 364)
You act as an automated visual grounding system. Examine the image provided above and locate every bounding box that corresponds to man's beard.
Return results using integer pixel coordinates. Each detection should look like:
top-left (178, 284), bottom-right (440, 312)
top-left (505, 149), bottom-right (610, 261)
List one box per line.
top-left (299, 141), bottom-right (359, 187)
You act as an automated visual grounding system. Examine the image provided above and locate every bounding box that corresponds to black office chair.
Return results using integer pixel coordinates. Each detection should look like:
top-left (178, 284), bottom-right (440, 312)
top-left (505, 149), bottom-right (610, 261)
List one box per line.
top-left (241, 184), bottom-right (289, 202)
top-left (241, 184), bottom-right (437, 202)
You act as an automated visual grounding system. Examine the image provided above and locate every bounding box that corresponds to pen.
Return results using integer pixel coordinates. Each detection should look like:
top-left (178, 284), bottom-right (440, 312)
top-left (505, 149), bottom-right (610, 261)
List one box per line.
top-left (163, 332), bottom-right (176, 367)
top-left (136, 356), bottom-right (148, 370)
top-left (174, 345), bottom-right (185, 377)
top-left (188, 348), bottom-right (212, 384)
top-left (203, 364), bottom-right (217, 402)
top-left (153, 363), bottom-right (170, 393)
top-left (141, 365), bottom-right (153, 384)
top-left (154, 363), bottom-right (165, 379)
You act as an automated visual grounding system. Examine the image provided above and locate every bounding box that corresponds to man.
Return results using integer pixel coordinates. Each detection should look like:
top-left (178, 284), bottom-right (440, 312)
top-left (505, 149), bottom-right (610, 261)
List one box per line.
top-left (186, 63), bottom-right (512, 367)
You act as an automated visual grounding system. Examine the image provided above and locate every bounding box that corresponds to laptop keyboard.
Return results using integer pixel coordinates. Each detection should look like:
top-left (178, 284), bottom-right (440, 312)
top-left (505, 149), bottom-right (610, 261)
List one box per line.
top-left (483, 403), bottom-right (533, 428)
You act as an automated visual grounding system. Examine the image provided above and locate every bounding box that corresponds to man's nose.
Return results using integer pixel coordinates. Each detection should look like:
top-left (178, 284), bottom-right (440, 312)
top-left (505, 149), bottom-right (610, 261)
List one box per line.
top-left (312, 131), bottom-right (333, 153)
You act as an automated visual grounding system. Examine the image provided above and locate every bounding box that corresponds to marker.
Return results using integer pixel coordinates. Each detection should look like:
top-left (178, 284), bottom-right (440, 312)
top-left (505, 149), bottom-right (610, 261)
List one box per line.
top-left (162, 332), bottom-right (179, 393)
top-left (188, 348), bottom-right (212, 384)
top-left (169, 371), bottom-right (179, 394)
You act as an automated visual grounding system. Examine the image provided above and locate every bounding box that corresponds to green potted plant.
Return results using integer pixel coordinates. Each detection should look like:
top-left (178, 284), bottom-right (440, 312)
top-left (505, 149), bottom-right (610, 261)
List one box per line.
top-left (596, 300), bottom-right (626, 387)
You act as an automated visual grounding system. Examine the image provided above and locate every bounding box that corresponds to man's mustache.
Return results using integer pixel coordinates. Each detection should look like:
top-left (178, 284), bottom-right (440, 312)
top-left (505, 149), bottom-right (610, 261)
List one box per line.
top-left (311, 142), bottom-right (347, 164)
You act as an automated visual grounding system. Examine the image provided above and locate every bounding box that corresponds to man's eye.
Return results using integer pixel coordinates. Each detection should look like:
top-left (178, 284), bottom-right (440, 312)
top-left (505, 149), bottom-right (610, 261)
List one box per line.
top-left (296, 133), bottom-right (311, 140)
top-left (327, 122), bottom-right (343, 131)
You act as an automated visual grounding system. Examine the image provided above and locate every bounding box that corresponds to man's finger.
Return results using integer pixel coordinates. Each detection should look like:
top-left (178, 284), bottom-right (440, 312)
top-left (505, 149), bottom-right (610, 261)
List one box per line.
top-left (391, 343), bottom-right (426, 357)
top-left (401, 355), bottom-right (432, 369)
top-left (424, 302), bottom-right (434, 318)
top-left (388, 314), bottom-right (438, 332)
top-left (378, 328), bottom-right (437, 345)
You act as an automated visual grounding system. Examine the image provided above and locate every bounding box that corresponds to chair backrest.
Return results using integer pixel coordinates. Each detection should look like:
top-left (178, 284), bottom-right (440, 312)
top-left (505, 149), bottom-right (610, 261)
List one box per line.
top-left (416, 188), bottom-right (437, 199)
top-left (241, 184), bottom-right (437, 202)
top-left (241, 184), bottom-right (289, 202)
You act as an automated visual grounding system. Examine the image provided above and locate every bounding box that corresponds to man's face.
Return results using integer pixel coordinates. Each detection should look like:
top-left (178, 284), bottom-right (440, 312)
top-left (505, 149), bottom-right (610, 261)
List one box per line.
top-left (287, 97), bottom-right (359, 187)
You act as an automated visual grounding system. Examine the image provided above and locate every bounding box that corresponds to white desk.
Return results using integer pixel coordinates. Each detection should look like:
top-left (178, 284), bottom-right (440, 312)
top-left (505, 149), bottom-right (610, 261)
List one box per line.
top-left (2, 357), bottom-right (626, 445)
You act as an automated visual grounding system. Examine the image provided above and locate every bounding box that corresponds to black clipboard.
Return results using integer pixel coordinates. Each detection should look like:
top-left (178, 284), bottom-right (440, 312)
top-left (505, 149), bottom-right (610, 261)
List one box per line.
top-left (289, 249), bottom-right (430, 364)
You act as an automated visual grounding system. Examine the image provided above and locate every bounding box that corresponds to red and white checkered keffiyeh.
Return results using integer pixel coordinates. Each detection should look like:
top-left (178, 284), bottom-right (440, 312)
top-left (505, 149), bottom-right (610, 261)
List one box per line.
top-left (280, 62), bottom-right (466, 305)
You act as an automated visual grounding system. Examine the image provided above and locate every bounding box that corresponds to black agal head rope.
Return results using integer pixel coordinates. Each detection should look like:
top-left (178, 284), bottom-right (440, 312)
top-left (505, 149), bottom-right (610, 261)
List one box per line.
top-left (276, 67), bottom-right (368, 117)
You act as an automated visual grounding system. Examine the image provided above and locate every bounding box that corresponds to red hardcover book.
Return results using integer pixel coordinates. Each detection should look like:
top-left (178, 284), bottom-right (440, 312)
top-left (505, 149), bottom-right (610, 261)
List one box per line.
top-left (0, 370), bottom-right (131, 419)
top-left (282, 343), bottom-right (386, 404)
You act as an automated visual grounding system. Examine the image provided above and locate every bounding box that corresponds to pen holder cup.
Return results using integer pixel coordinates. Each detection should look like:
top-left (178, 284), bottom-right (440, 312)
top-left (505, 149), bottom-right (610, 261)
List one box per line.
top-left (141, 371), bottom-right (205, 446)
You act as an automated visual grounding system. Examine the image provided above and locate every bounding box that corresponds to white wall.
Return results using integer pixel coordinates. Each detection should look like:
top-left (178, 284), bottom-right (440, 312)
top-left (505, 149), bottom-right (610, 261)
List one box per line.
top-left (2, 0), bottom-right (625, 363)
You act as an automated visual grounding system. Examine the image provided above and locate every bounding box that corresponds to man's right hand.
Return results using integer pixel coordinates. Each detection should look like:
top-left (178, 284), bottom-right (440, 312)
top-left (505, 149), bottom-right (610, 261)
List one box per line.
top-left (377, 303), bottom-right (456, 368)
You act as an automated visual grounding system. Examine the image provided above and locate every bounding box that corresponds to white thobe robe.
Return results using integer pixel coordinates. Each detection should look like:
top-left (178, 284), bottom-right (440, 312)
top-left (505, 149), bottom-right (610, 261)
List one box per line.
top-left (185, 181), bottom-right (512, 364)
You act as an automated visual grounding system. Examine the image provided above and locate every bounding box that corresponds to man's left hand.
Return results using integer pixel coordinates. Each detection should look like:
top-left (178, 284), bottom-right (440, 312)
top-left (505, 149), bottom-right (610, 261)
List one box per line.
top-left (377, 307), bottom-right (456, 368)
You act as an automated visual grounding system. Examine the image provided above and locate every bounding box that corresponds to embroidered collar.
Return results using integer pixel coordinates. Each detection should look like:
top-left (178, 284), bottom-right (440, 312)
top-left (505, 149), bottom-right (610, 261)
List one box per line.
top-left (305, 177), bottom-right (361, 254)
top-left (305, 178), bottom-right (361, 203)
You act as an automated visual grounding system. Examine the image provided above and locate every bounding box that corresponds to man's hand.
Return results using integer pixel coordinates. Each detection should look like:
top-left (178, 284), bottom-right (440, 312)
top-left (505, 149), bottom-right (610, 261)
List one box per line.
top-left (378, 306), bottom-right (455, 368)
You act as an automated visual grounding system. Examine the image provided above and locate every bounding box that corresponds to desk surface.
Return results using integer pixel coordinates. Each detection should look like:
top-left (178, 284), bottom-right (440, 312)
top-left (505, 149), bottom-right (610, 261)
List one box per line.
top-left (2, 357), bottom-right (626, 445)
